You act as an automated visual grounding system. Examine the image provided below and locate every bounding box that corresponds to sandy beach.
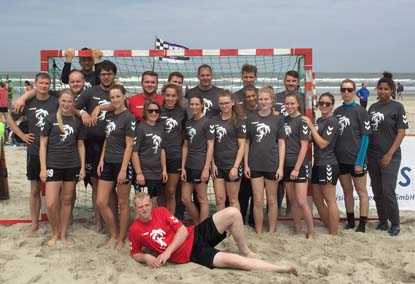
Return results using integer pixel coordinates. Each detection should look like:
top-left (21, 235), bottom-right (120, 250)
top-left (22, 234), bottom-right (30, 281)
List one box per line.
top-left (1, 146), bottom-right (415, 284)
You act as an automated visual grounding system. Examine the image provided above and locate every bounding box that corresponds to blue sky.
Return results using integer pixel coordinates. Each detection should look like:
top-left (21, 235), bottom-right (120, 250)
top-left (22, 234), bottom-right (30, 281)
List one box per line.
top-left (0, 0), bottom-right (414, 72)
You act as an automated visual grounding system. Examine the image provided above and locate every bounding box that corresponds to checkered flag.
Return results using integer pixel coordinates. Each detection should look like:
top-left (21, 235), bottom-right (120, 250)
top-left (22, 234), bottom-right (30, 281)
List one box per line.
top-left (155, 37), bottom-right (190, 62)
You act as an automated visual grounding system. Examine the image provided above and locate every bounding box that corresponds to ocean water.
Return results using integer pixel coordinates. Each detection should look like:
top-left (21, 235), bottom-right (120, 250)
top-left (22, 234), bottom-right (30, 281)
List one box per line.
top-left (1, 71), bottom-right (414, 98)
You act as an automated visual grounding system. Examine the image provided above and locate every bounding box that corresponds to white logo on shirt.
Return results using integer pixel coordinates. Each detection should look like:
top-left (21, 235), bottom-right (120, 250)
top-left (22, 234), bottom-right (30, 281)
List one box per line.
top-left (337, 115), bottom-right (350, 135)
top-left (203, 98), bottom-right (213, 114)
top-left (60, 124), bottom-right (74, 142)
top-left (241, 124), bottom-right (247, 134)
top-left (105, 120), bottom-right (116, 137)
top-left (187, 127), bottom-right (196, 143)
top-left (326, 165), bottom-right (333, 182)
top-left (370, 111), bottom-right (384, 131)
top-left (165, 117), bottom-right (178, 133)
top-left (302, 124), bottom-right (309, 135)
top-left (326, 125), bottom-right (333, 136)
top-left (280, 104), bottom-right (288, 117)
top-left (284, 123), bottom-right (292, 136)
top-left (131, 121), bottom-right (136, 132)
top-left (149, 228), bottom-right (167, 249)
top-left (35, 109), bottom-right (49, 130)
top-left (364, 120), bottom-right (370, 131)
top-left (215, 125), bottom-right (227, 143)
top-left (403, 114), bottom-right (408, 125)
top-left (96, 98), bottom-right (110, 121)
top-left (254, 122), bottom-right (270, 142)
top-left (152, 134), bottom-right (162, 154)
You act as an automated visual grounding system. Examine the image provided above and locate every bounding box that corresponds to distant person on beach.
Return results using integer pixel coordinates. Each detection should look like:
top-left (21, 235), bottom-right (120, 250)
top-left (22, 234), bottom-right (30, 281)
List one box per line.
top-left (127, 71), bottom-right (164, 122)
top-left (39, 89), bottom-right (86, 247)
top-left (61, 47), bottom-right (103, 88)
top-left (367, 74), bottom-right (408, 236)
top-left (185, 64), bottom-right (224, 118)
top-left (397, 82), bottom-right (404, 100)
top-left (334, 79), bottom-right (370, 233)
top-left (7, 72), bottom-right (59, 234)
top-left (357, 83), bottom-right (370, 109)
top-left (0, 82), bottom-right (8, 117)
top-left (128, 192), bottom-right (297, 274)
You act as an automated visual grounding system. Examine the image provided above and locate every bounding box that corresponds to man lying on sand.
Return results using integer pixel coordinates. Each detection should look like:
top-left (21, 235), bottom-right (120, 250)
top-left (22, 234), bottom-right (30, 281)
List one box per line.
top-left (128, 192), bottom-right (297, 274)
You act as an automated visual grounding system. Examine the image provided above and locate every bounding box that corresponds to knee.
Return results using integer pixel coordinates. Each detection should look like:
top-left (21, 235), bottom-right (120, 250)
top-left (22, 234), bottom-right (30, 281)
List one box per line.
top-left (215, 195), bottom-right (226, 206)
top-left (96, 199), bottom-right (107, 210)
top-left (118, 200), bottom-right (130, 210)
top-left (181, 194), bottom-right (192, 206)
top-left (47, 200), bottom-right (58, 211)
top-left (62, 198), bottom-right (72, 207)
top-left (224, 207), bottom-right (241, 219)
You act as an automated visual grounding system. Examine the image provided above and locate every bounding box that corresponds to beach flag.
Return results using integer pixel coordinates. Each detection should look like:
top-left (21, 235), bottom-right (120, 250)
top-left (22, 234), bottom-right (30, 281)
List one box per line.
top-left (155, 37), bottom-right (190, 62)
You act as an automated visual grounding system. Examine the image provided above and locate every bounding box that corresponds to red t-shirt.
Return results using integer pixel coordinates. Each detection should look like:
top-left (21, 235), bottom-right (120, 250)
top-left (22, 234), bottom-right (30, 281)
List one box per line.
top-left (128, 207), bottom-right (195, 264)
top-left (0, 87), bottom-right (8, 108)
top-left (127, 93), bottom-right (164, 121)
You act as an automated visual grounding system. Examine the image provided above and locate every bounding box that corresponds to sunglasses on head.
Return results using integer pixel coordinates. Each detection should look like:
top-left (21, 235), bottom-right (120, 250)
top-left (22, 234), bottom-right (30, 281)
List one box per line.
top-left (340, 87), bottom-right (354, 93)
top-left (318, 101), bottom-right (332, 107)
top-left (148, 109), bottom-right (160, 114)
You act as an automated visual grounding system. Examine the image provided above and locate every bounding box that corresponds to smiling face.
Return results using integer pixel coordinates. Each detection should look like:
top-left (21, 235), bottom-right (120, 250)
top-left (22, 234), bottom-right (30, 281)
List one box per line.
top-left (198, 67), bottom-right (212, 88)
top-left (189, 97), bottom-right (203, 117)
top-left (35, 77), bottom-right (50, 95)
top-left (164, 86), bottom-right (179, 109)
top-left (169, 75), bottom-right (184, 87)
top-left (284, 95), bottom-right (300, 116)
top-left (258, 91), bottom-right (273, 112)
top-left (377, 82), bottom-right (393, 102)
top-left (145, 102), bottom-right (161, 123)
top-left (99, 69), bottom-right (115, 88)
top-left (109, 88), bottom-right (125, 111)
top-left (340, 81), bottom-right (356, 103)
top-left (218, 95), bottom-right (234, 115)
top-left (284, 75), bottom-right (299, 92)
top-left (59, 92), bottom-right (74, 114)
top-left (135, 196), bottom-right (152, 222)
top-left (318, 94), bottom-right (334, 116)
top-left (244, 89), bottom-right (257, 109)
top-left (142, 74), bottom-right (158, 95)
top-left (68, 71), bottom-right (85, 94)
top-left (242, 71), bottom-right (256, 88)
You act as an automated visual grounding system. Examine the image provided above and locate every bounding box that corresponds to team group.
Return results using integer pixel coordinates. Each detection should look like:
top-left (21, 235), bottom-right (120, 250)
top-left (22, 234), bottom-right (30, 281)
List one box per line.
top-left (6, 48), bottom-right (407, 270)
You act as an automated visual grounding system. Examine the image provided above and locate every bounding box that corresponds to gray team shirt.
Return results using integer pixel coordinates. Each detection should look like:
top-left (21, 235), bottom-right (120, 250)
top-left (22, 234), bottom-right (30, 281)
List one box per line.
top-left (76, 85), bottom-right (110, 141)
top-left (134, 121), bottom-right (165, 180)
top-left (160, 106), bottom-right (187, 161)
top-left (41, 115), bottom-right (86, 168)
top-left (14, 95), bottom-right (58, 156)
top-left (314, 116), bottom-right (338, 166)
top-left (104, 110), bottom-right (136, 163)
top-left (284, 115), bottom-right (311, 167)
top-left (275, 91), bottom-right (306, 116)
top-left (246, 113), bottom-right (285, 172)
top-left (368, 100), bottom-right (408, 159)
top-left (184, 116), bottom-right (215, 170)
top-left (185, 85), bottom-right (223, 118)
top-left (334, 103), bottom-right (370, 165)
top-left (211, 116), bottom-right (246, 169)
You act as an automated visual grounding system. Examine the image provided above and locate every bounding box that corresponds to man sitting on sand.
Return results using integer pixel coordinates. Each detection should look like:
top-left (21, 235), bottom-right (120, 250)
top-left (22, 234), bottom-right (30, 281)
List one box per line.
top-left (128, 192), bottom-right (297, 274)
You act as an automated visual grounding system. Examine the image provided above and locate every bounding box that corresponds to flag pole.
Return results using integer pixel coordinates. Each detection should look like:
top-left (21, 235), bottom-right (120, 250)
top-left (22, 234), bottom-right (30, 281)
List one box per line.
top-left (152, 35), bottom-right (157, 72)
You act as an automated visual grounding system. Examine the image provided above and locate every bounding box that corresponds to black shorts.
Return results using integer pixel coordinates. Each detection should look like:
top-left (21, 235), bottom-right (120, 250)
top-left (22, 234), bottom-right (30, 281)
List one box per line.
top-left (46, 167), bottom-right (80, 182)
top-left (216, 167), bottom-right (242, 182)
top-left (99, 162), bottom-right (133, 183)
top-left (190, 216), bottom-right (227, 269)
top-left (338, 163), bottom-right (367, 177)
top-left (0, 107), bottom-right (8, 113)
top-left (185, 168), bottom-right (207, 184)
top-left (283, 164), bottom-right (310, 183)
top-left (136, 179), bottom-right (164, 198)
top-left (311, 165), bottom-right (339, 185)
top-left (26, 154), bottom-right (40, 181)
top-left (85, 139), bottom-right (104, 179)
top-left (167, 159), bottom-right (181, 174)
top-left (250, 170), bottom-right (277, 180)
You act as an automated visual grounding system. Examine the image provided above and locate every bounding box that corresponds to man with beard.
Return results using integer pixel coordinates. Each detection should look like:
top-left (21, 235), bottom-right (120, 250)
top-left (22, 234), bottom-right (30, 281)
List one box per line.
top-left (233, 64), bottom-right (258, 106)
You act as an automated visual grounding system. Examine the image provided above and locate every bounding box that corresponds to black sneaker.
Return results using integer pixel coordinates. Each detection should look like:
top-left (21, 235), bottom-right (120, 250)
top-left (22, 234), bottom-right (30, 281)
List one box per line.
top-left (388, 225), bottom-right (400, 236)
top-left (344, 222), bottom-right (355, 229)
top-left (355, 223), bottom-right (366, 233)
top-left (375, 221), bottom-right (389, 231)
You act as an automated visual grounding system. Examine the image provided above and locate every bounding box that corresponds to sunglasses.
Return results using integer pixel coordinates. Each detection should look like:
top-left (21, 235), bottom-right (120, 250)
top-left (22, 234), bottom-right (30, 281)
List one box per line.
top-left (340, 87), bottom-right (354, 93)
top-left (148, 109), bottom-right (160, 114)
top-left (318, 101), bottom-right (332, 107)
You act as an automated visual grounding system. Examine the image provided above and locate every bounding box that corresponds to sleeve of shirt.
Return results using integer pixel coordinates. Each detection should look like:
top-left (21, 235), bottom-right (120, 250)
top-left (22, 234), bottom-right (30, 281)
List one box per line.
top-left (321, 117), bottom-right (338, 143)
top-left (206, 119), bottom-right (215, 140)
top-left (125, 115), bottom-right (136, 138)
top-left (134, 125), bottom-right (144, 152)
top-left (75, 89), bottom-right (90, 110)
top-left (78, 121), bottom-right (87, 140)
top-left (300, 119), bottom-right (311, 140)
top-left (40, 118), bottom-right (52, 137)
top-left (60, 62), bottom-right (71, 84)
top-left (397, 103), bottom-right (409, 129)
top-left (237, 120), bottom-right (247, 138)
top-left (161, 207), bottom-right (183, 232)
top-left (360, 108), bottom-right (371, 135)
top-left (128, 224), bottom-right (142, 256)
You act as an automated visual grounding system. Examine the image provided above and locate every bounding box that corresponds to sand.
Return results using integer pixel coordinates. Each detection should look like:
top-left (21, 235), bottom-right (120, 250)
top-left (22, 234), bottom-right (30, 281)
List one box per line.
top-left (1, 139), bottom-right (415, 283)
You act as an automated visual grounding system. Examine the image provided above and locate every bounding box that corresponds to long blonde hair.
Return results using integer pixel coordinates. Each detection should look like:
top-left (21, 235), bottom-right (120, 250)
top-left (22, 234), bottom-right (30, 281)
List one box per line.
top-left (56, 89), bottom-right (75, 134)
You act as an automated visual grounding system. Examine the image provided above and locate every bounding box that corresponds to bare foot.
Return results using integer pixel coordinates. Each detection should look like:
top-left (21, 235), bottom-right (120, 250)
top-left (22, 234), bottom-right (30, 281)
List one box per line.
top-left (306, 231), bottom-right (315, 239)
top-left (115, 240), bottom-right (124, 250)
top-left (26, 223), bottom-right (39, 236)
top-left (47, 236), bottom-right (59, 247)
top-left (287, 266), bottom-right (298, 276)
top-left (105, 238), bottom-right (117, 249)
top-left (62, 238), bottom-right (73, 247)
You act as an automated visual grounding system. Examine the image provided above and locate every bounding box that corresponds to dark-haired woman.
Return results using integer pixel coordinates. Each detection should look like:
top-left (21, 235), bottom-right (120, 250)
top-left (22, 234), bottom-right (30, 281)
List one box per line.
top-left (245, 87), bottom-right (285, 234)
top-left (132, 101), bottom-right (168, 206)
top-left (39, 89), bottom-right (86, 247)
top-left (181, 96), bottom-right (214, 224)
top-left (96, 85), bottom-right (135, 250)
top-left (368, 75), bottom-right (408, 236)
top-left (211, 90), bottom-right (246, 211)
top-left (160, 84), bottom-right (187, 215)
top-left (303, 92), bottom-right (340, 235)
top-left (334, 79), bottom-right (370, 232)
